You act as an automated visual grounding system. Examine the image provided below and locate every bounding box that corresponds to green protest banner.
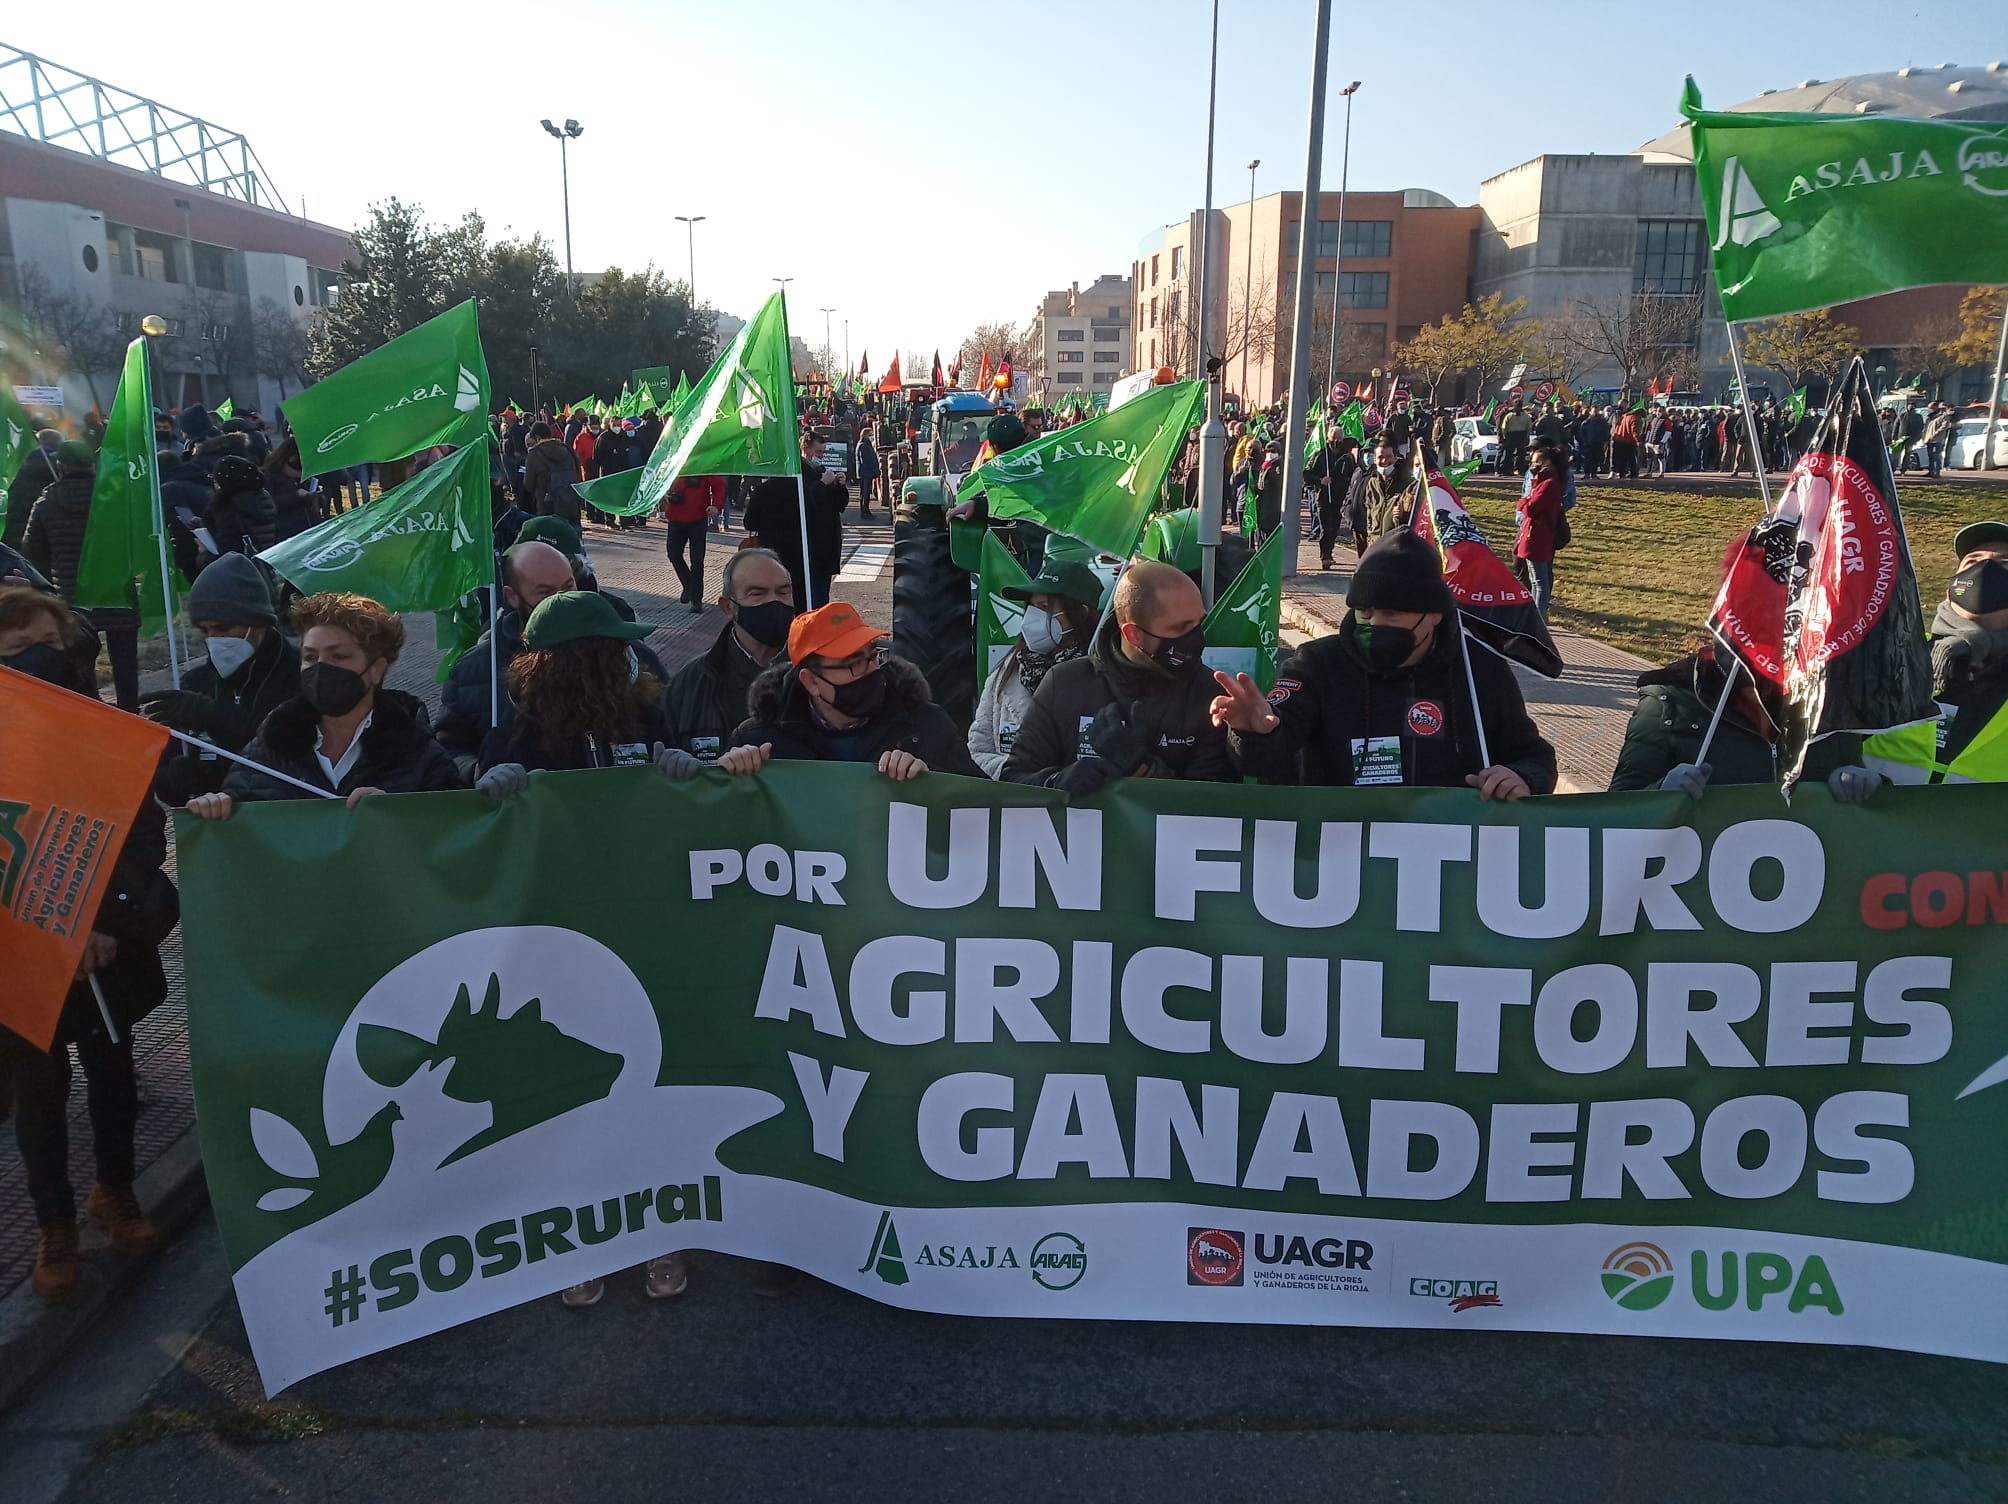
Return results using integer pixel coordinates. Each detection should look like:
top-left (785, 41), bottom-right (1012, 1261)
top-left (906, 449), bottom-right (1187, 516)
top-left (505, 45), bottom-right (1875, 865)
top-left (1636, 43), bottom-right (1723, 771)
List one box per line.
top-left (73, 337), bottom-right (182, 636)
top-left (179, 771), bottom-right (2008, 1395)
top-left (975, 529), bottom-right (1033, 687)
top-left (1200, 529), bottom-right (1283, 691)
top-left (283, 302), bottom-right (489, 473)
top-left (631, 366), bottom-right (675, 399)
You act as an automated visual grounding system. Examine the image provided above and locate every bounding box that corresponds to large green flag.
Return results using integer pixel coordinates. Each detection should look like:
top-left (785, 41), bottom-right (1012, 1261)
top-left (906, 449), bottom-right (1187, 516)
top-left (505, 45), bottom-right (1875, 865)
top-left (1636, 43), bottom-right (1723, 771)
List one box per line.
top-left (633, 289), bottom-right (799, 510)
top-left (1683, 77), bottom-right (2008, 322)
top-left (284, 301), bottom-right (489, 472)
top-left (974, 529), bottom-right (1034, 688)
top-left (1199, 527), bottom-right (1284, 692)
top-left (671, 371), bottom-right (692, 410)
top-left (0, 383), bottom-right (35, 533)
top-left (260, 442), bottom-right (491, 611)
top-left (572, 467), bottom-right (649, 518)
top-left (73, 338), bottom-right (181, 636)
top-left (1336, 398), bottom-right (1367, 447)
top-left (962, 379), bottom-right (1204, 558)
top-left (1790, 387), bottom-right (1808, 423)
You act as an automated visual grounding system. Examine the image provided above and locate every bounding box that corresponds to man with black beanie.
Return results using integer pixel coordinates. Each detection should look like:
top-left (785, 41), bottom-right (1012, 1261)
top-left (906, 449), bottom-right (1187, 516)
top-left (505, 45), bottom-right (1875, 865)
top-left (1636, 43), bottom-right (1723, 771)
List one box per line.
top-left (1211, 530), bottom-right (1556, 796)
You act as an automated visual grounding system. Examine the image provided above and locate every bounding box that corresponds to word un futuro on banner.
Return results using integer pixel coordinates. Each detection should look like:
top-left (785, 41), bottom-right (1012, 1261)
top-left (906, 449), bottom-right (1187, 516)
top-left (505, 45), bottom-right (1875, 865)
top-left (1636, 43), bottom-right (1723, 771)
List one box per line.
top-left (178, 768), bottom-right (2008, 1391)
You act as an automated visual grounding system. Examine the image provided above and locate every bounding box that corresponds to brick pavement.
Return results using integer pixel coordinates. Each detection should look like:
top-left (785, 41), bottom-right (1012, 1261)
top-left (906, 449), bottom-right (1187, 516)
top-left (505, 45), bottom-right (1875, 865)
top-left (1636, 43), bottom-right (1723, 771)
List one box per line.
top-left (1277, 532), bottom-right (1646, 793)
top-left (0, 507), bottom-right (895, 1302)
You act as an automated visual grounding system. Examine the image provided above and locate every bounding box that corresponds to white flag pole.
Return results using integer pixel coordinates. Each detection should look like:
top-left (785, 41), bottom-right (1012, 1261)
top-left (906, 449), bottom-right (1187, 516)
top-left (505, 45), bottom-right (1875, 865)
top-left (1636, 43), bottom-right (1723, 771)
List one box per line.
top-left (489, 583), bottom-right (501, 731)
top-left (139, 340), bottom-right (182, 688)
top-left (88, 974), bottom-right (121, 1045)
top-left (165, 729), bottom-right (341, 799)
top-left (795, 471), bottom-right (815, 608)
top-left (1695, 321), bottom-right (1775, 769)
top-left (1454, 614), bottom-right (1492, 771)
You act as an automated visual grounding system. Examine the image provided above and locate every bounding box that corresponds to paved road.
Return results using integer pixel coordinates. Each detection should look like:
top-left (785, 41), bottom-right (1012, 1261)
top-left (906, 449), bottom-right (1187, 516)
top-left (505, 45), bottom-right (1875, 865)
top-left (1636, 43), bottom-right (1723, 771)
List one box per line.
top-left (8, 509), bottom-right (2008, 1501)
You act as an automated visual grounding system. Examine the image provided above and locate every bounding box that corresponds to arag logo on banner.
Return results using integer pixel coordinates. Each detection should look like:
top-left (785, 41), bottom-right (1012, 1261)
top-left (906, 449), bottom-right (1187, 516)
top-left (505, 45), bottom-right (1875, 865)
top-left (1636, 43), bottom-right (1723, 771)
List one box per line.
top-left (861, 1213), bottom-right (1086, 1293)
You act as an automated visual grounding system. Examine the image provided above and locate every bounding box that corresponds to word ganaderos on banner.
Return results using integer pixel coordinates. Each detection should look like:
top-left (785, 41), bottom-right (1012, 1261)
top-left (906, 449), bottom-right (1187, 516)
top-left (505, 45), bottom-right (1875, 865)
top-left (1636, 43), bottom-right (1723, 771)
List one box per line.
top-left (176, 770), bottom-right (2008, 1392)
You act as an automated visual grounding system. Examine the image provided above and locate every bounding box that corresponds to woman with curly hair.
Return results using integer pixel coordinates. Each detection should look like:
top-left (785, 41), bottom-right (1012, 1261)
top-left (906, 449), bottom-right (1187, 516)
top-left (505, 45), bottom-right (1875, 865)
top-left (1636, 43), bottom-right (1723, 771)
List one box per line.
top-left (185, 591), bottom-right (464, 816)
top-left (472, 588), bottom-right (703, 1312)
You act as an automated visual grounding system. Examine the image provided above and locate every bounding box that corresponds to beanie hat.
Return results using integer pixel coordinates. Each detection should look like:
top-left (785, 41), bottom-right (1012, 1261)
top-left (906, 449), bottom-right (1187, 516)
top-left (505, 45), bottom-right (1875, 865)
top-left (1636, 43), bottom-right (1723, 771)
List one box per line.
top-left (1346, 529), bottom-right (1455, 616)
top-left (212, 454), bottom-right (265, 493)
top-left (184, 553), bottom-right (277, 627)
top-left (985, 413), bottom-right (1028, 452)
top-left (516, 514), bottom-right (584, 558)
top-left (55, 440), bottom-right (96, 473)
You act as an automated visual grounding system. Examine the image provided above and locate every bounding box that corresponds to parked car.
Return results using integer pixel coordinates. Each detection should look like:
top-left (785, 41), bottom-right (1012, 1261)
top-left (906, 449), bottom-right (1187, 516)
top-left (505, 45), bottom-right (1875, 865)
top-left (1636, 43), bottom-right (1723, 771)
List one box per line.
top-left (1451, 417), bottom-right (1501, 471)
top-left (1950, 416), bottom-right (2008, 471)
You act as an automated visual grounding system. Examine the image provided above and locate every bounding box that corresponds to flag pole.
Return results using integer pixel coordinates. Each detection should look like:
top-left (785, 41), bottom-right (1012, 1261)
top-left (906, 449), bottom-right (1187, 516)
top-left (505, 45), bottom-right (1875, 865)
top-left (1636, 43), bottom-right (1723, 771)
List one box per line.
top-left (1455, 615), bottom-right (1492, 771)
top-left (141, 343), bottom-right (182, 688)
top-left (88, 975), bottom-right (120, 1045)
top-left (1696, 322), bottom-right (1774, 769)
top-left (165, 729), bottom-right (342, 799)
top-left (488, 583), bottom-right (500, 731)
top-left (795, 472), bottom-right (815, 608)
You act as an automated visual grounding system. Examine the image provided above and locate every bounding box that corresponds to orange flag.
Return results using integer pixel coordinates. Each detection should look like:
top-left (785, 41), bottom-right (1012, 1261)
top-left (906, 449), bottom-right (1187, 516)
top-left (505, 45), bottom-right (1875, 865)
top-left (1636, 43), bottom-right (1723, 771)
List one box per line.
top-left (1, 669), bottom-right (168, 1049)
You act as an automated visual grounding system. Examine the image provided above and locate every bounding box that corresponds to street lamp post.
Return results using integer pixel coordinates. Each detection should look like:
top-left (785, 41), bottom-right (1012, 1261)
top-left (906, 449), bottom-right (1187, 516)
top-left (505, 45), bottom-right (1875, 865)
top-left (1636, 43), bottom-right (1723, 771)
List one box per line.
top-left (819, 308), bottom-right (836, 384)
top-left (674, 214), bottom-right (705, 304)
top-left (139, 313), bottom-right (183, 685)
top-left (539, 118), bottom-right (584, 296)
top-left (1240, 158), bottom-right (1260, 404)
top-left (1323, 82), bottom-right (1361, 405)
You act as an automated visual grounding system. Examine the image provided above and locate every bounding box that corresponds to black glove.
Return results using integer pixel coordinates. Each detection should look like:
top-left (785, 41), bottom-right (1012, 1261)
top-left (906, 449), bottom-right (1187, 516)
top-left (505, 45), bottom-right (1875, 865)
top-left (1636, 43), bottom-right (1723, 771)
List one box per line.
top-left (1050, 756), bottom-right (1118, 797)
top-left (1087, 700), bottom-right (1152, 774)
top-left (139, 689), bottom-right (219, 736)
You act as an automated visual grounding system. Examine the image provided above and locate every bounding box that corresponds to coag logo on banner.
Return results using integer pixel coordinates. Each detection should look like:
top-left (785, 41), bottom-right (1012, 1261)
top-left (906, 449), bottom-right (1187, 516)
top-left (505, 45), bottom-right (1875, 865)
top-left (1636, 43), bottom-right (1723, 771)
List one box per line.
top-left (1599, 1242), bottom-right (1844, 1317)
top-left (1409, 1277), bottom-right (1502, 1313)
top-left (1187, 1227), bottom-right (1244, 1286)
top-left (860, 1212), bottom-right (1085, 1293)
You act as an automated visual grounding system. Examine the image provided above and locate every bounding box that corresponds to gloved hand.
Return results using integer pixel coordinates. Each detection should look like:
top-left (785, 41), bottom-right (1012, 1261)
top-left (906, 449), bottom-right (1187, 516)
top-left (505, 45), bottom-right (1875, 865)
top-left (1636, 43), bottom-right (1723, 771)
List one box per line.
top-left (653, 741), bottom-right (702, 783)
top-left (1087, 700), bottom-right (1152, 774)
top-left (475, 762), bottom-right (529, 800)
top-left (1050, 756), bottom-right (1118, 798)
top-left (1827, 764), bottom-right (1884, 805)
top-left (1658, 762), bottom-right (1710, 799)
top-left (139, 689), bottom-right (218, 735)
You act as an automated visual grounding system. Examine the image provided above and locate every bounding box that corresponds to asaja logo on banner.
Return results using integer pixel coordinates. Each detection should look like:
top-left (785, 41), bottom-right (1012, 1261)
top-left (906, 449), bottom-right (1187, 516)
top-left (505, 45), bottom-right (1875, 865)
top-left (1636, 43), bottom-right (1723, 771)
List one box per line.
top-left (1601, 1241), bottom-right (1675, 1310)
top-left (1187, 1227), bottom-right (1244, 1286)
top-left (860, 1212), bottom-right (1085, 1292)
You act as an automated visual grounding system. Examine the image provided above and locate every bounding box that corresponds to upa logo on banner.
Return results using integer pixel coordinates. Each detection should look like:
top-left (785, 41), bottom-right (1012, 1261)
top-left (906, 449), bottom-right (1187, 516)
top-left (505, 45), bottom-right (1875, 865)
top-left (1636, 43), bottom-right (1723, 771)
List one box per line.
top-left (1599, 1241), bottom-right (1844, 1316)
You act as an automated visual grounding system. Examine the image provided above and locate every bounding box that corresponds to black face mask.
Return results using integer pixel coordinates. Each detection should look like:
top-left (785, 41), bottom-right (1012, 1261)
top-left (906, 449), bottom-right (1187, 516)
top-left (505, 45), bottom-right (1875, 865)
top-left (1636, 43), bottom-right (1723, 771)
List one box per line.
top-left (3, 642), bottom-right (70, 686)
top-left (1950, 559), bottom-right (2008, 617)
top-left (1352, 619), bottom-right (1419, 674)
top-left (734, 599), bottom-right (797, 648)
top-left (298, 661), bottom-right (370, 717)
top-left (1147, 625), bottom-right (1206, 673)
top-left (820, 667), bottom-right (887, 719)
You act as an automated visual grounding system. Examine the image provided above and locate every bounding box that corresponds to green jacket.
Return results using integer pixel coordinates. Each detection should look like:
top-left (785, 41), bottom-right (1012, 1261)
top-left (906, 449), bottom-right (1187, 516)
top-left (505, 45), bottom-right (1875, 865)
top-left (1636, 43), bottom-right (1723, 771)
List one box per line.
top-left (1608, 653), bottom-right (1861, 792)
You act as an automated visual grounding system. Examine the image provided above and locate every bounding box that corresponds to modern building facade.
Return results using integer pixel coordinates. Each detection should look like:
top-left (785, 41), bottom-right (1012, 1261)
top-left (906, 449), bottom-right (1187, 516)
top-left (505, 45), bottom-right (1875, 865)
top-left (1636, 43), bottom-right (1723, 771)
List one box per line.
top-left (1029, 274), bottom-right (1132, 398)
top-left (1132, 189), bottom-right (1478, 408)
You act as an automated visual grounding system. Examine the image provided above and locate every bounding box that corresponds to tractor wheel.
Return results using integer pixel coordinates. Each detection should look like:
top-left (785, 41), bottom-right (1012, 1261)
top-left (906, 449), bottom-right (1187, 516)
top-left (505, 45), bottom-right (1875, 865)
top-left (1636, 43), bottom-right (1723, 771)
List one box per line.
top-left (890, 507), bottom-right (978, 732)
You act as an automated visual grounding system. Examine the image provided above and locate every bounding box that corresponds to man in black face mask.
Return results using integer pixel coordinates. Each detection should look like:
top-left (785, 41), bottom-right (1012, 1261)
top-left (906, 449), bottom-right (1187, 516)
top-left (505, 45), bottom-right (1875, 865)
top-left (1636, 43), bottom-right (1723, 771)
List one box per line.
top-left (1002, 559), bottom-right (1233, 793)
top-left (663, 548), bottom-right (796, 763)
top-left (1862, 520), bottom-right (2008, 784)
top-left (1212, 530), bottom-right (1556, 797)
top-left (722, 600), bottom-right (981, 779)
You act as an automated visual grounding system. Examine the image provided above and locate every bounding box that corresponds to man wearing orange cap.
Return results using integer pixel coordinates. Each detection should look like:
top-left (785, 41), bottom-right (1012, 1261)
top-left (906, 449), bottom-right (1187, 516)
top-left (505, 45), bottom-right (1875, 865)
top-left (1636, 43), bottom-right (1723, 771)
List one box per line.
top-left (720, 600), bottom-right (983, 780)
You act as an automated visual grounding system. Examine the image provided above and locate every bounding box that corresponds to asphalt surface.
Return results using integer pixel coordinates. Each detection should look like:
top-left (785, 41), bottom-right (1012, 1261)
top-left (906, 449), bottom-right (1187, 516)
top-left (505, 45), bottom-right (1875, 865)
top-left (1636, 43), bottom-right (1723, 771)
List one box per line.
top-left (8, 504), bottom-right (2008, 1501)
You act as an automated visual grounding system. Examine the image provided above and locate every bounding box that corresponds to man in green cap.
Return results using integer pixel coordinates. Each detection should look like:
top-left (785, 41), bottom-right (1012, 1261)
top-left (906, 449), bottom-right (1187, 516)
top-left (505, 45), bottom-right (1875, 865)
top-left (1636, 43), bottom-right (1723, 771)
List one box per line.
top-left (1863, 521), bottom-right (2008, 784)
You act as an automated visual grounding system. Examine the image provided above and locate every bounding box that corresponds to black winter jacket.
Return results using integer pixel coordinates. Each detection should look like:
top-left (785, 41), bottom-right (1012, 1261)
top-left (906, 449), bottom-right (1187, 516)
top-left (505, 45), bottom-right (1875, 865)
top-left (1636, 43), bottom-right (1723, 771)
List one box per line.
top-left (664, 622), bottom-right (782, 761)
top-left (3, 446), bottom-right (57, 551)
top-left (478, 698), bottom-right (676, 773)
top-left (208, 485), bottom-right (278, 555)
top-left (744, 469), bottom-right (848, 582)
top-left (150, 629), bottom-right (303, 803)
top-left (21, 472), bottom-right (98, 597)
top-left (1607, 652), bottom-right (1861, 792)
top-left (731, 655), bottom-right (982, 777)
top-left (1001, 616), bottom-right (1234, 787)
top-left (437, 606), bottom-right (664, 766)
top-left (1228, 617), bottom-right (1558, 792)
top-left (223, 688), bottom-right (466, 801)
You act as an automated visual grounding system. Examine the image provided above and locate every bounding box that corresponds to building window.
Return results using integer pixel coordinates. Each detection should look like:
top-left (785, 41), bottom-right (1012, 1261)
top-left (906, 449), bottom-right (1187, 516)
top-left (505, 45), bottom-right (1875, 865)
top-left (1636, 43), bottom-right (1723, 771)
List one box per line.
top-left (1057, 328), bottom-right (1085, 342)
top-left (193, 243), bottom-right (230, 291)
top-left (1151, 254), bottom-right (1160, 286)
top-left (1171, 246), bottom-right (1184, 280)
top-left (1093, 326), bottom-right (1122, 342)
top-left (1166, 290), bottom-right (1182, 326)
top-left (1635, 219), bottom-right (1703, 295)
top-left (1338, 272), bottom-right (1389, 309)
top-left (1058, 350), bottom-right (1084, 364)
top-left (1149, 298), bottom-right (1158, 329)
top-left (1107, 304), bottom-right (1121, 319)
top-left (1093, 351), bottom-right (1120, 364)
top-left (1057, 372), bottom-right (1083, 384)
top-left (1340, 221), bottom-right (1393, 258)
top-left (135, 244), bottom-right (170, 282)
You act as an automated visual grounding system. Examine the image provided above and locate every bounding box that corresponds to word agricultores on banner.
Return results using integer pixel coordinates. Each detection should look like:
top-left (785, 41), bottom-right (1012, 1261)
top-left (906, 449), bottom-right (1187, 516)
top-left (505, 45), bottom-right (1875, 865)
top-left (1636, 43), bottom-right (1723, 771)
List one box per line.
top-left (177, 768), bottom-right (2008, 1392)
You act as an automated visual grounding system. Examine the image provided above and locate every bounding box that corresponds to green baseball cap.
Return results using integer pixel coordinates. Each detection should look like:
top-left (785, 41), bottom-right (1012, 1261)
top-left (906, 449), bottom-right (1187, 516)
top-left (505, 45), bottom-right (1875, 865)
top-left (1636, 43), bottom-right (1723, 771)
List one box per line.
top-left (523, 590), bottom-right (655, 649)
top-left (1953, 520), bottom-right (2008, 558)
top-left (1003, 557), bottom-right (1106, 610)
top-left (516, 515), bottom-right (584, 557)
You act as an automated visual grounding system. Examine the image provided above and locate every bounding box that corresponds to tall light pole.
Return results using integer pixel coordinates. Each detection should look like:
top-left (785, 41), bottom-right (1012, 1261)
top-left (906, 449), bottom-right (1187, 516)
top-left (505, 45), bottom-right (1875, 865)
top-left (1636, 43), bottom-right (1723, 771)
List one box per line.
top-left (1240, 158), bottom-right (1260, 405)
top-left (844, 318), bottom-right (850, 381)
top-left (1323, 81), bottom-right (1361, 406)
top-left (819, 307), bottom-right (836, 382)
top-left (674, 214), bottom-right (705, 304)
top-left (539, 118), bottom-right (584, 297)
top-left (1195, 0), bottom-right (1226, 606)
top-left (1278, 0), bottom-right (1333, 582)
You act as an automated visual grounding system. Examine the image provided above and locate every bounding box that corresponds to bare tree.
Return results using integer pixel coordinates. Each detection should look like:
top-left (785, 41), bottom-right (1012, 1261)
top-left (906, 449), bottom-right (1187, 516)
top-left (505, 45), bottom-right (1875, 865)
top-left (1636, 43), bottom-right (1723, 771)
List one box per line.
top-left (15, 265), bottom-right (128, 411)
top-left (251, 297), bottom-right (312, 398)
top-left (1155, 273), bottom-right (1279, 386)
top-left (1892, 313), bottom-right (1965, 399)
top-left (1562, 290), bottom-right (1704, 401)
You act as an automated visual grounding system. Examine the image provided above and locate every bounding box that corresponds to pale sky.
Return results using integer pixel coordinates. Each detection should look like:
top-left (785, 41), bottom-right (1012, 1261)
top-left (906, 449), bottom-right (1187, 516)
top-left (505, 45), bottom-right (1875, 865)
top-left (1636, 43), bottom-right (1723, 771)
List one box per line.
top-left (11, 0), bottom-right (1998, 369)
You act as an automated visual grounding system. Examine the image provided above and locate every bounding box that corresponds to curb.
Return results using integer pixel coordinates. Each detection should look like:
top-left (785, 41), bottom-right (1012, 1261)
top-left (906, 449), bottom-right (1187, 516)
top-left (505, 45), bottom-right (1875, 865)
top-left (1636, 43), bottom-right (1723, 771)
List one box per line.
top-left (0, 1125), bottom-right (209, 1417)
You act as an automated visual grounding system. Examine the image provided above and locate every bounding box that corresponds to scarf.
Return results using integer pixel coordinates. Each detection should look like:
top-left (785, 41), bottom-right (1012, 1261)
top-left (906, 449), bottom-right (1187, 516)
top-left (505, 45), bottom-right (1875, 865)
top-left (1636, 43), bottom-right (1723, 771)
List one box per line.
top-left (1930, 599), bottom-right (2008, 697)
top-left (1018, 643), bottom-right (1084, 692)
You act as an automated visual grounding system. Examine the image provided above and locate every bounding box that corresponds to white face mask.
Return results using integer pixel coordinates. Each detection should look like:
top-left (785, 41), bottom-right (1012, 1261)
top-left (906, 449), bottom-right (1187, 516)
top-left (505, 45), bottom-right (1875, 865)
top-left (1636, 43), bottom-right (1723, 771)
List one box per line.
top-left (1374, 462), bottom-right (1394, 477)
top-left (1021, 605), bottom-right (1067, 656)
top-left (206, 633), bottom-right (257, 677)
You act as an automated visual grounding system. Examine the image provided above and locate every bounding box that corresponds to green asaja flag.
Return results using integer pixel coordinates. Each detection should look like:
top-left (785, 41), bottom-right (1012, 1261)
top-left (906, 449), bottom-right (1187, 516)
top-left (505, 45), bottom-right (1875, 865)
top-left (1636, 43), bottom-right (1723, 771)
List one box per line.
top-left (1200, 527), bottom-right (1284, 692)
top-left (1446, 456), bottom-right (1483, 489)
top-left (1337, 398), bottom-right (1367, 447)
top-left (0, 382), bottom-right (35, 532)
top-left (1791, 387), bottom-right (1808, 423)
top-left (963, 379), bottom-right (1204, 558)
top-left (633, 289), bottom-right (799, 510)
top-left (671, 371), bottom-right (692, 409)
top-left (73, 337), bottom-right (181, 636)
top-left (216, 397), bottom-right (235, 422)
top-left (1683, 77), bottom-right (2008, 321)
top-left (975, 529), bottom-right (1033, 688)
top-left (260, 442), bottom-right (492, 611)
top-left (573, 467), bottom-right (649, 518)
top-left (284, 301), bottom-right (489, 472)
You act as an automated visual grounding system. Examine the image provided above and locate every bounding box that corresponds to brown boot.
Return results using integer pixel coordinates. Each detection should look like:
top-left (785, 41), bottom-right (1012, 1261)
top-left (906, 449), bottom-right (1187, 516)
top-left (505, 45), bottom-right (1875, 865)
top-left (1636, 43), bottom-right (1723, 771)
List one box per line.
top-left (32, 1222), bottom-right (80, 1301)
top-left (87, 1182), bottom-right (157, 1253)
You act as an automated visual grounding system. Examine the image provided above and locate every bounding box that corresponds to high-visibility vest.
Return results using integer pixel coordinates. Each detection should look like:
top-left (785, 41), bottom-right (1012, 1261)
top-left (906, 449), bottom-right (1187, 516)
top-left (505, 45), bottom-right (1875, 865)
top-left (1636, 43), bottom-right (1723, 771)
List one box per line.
top-left (1862, 695), bottom-right (2008, 784)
